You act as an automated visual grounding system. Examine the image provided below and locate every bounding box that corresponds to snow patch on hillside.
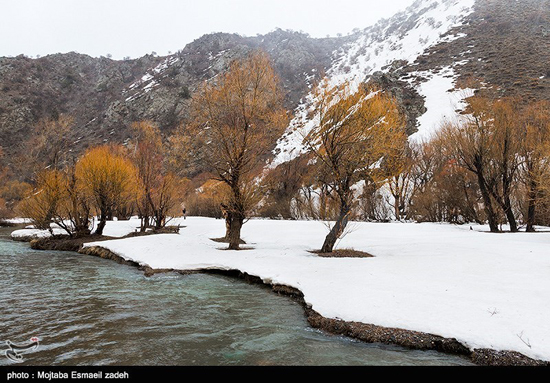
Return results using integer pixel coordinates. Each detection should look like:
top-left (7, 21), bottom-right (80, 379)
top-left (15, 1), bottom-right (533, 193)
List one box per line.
top-left (270, 0), bottom-right (475, 167)
top-left (408, 67), bottom-right (475, 142)
top-left (123, 56), bottom-right (179, 102)
top-left (328, 0), bottom-right (475, 88)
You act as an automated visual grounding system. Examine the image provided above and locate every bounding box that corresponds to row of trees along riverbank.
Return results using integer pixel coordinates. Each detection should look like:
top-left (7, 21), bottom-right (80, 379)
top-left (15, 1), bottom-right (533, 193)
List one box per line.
top-left (2, 50), bottom-right (550, 252)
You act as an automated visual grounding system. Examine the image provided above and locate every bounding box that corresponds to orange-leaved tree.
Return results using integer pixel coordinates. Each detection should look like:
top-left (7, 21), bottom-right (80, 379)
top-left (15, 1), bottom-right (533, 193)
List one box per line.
top-left (75, 145), bottom-right (138, 235)
top-left (130, 121), bottom-right (180, 230)
top-left (518, 100), bottom-right (550, 231)
top-left (185, 179), bottom-right (230, 219)
top-left (17, 169), bottom-right (66, 233)
top-left (26, 114), bottom-right (74, 172)
top-left (61, 163), bottom-right (93, 236)
top-left (187, 50), bottom-right (287, 249)
top-left (438, 96), bottom-right (523, 232)
top-left (303, 79), bottom-right (407, 253)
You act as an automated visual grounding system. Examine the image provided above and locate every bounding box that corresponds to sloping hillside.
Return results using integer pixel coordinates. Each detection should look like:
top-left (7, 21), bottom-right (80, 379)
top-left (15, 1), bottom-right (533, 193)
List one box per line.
top-left (1, 0), bottom-right (548, 178)
top-left (0, 30), bottom-right (342, 176)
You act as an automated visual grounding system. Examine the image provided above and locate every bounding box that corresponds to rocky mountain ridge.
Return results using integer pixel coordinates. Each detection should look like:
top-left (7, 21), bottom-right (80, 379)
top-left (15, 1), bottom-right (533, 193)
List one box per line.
top-left (1, 0), bottom-right (548, 178)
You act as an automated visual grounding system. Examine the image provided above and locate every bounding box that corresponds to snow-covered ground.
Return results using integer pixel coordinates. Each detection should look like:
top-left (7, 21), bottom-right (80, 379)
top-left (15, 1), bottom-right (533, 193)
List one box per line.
top-left (10, 218), bottom-right (140, 240)
top-left (10, 227), bottom-right (67, 239)
top-left (1, 218), bottom-right (32, 224)
top-left (11, 217), bottom-right (550, 361)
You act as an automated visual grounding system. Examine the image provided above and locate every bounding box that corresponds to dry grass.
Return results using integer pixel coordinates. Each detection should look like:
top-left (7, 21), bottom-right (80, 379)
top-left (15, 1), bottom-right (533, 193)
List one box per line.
top-left (309, 248), bottom-right (374, 258)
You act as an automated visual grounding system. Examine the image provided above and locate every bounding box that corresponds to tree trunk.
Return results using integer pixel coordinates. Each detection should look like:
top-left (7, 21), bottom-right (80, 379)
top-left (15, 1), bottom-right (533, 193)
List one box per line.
top-left (476, 171), bottom-right (500, 233)
top-left (221, 205), bottom-right (232, 240)
top-left (228, 214), bottom-right (244, 250)
top-left (394, 193), bottom-right (401, 221)
top-left (503, 196), bottom-right (518, 232)
top-left (499, 137), bottom-right (518, 232)
top-left (526, 198), bottom-right (536, 232)
top-left (321, 205), bottom-right (350, 253)
top-left (140, 215), bottom-right (149, 232)
top-left (154, 215), bottom-right (164, 230)
top-left (526, 178), bottom-right (538, 232)
top-left (224, 217), bottom-right (231, 240)
top-left (462, 183), bottom-right (482, 224)
top-left (490, 190), bottom-right (519, 232)
top-left (75, 221), bottom-right (91, 237)
top-left (95, 214), bottom-right (107, 236)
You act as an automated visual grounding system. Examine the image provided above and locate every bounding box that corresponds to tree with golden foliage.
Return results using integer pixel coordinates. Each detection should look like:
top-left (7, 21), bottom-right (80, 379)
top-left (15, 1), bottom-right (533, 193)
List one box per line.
top-left (185, 179), bottom-right (229, 219)
top-left (130, 121), bottom-right (180, 230)
top-left (518, 100), bottom-right (550, 231)
top-left (439, 96), bottom-right (522, 232)
top-left (407, 138), bottom-right (484, 224)
top-left (539, 160), bottom-right (550, 220)
top-left (187, 50), bottom-right (287, 249)
top-left (131, 121), bottom-right (162, 230)
top-left (0, 147), bottom-right (33, 219)
top-left (149, 173), bottom-right (183, 228)
top-left (18, 169), bottom-right (66, 233)
top-left (25, 114), bottom-right (74, 172)
top-left (16, 159), bottom-right (92, 235)
top-left (487, 98), bottom-right (522, 232)
top-left (75, 145), bottom-right (138, 235)
top-left (167, 124), bottom-right (208, 179)
top-left (61, 164), bottom-right (93, 236)
top-left (303, 79), bottom-right (407, 253)
top-left (384, 144), bottom-right (415, 221)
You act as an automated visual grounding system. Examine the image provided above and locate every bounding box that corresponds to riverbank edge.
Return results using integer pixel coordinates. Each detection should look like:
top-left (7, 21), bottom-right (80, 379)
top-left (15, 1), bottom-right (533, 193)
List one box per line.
top-left (75, 243), bottom-right (549, 366)
top-left (7, 224), bottom-right (547, 366)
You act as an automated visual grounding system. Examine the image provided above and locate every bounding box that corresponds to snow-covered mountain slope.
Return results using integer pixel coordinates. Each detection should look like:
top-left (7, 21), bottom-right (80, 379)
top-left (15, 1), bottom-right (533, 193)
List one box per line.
top-left (271, 0), bottom-right (476, 167)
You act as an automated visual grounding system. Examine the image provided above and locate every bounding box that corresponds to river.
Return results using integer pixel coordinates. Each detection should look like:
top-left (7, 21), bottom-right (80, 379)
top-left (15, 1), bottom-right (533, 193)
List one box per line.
top-left (0, 227), bottom-right (472, 366)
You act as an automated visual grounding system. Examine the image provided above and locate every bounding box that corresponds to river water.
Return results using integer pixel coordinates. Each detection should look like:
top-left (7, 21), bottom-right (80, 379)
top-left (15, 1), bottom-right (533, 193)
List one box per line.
top-left (0, 227), bottom-right (472, 366)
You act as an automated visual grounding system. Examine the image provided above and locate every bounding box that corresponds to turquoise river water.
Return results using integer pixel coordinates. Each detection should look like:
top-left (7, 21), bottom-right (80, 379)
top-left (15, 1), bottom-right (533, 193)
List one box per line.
top-left (0, 227), bottom-right (472, 366)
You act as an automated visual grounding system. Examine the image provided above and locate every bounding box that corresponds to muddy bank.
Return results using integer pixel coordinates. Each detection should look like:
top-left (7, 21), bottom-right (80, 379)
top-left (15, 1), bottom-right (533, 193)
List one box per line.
top-left (77, 245), bottom-right (550, 366)
top-left (30, 235), bottom-right (117, 251)
top-left (23, 227), bottom-right (182, 252)
top-left (79, 245), bottom-right (178, 277)
top-left (310, 249), bottom-right (374, 258)
top-left (303, 309), bottom-right (549, 366)
top-left (0, 219), bottom-right (18, 227)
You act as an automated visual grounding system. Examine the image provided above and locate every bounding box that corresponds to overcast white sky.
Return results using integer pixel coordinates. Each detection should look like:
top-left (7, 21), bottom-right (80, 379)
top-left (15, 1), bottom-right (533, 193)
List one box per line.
top-left (1, 0), bottom-right (416, 59)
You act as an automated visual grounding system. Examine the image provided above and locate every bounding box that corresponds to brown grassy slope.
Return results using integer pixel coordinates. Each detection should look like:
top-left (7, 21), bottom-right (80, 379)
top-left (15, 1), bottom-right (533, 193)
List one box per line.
top-left (411, 0), bottom-right (550, 103)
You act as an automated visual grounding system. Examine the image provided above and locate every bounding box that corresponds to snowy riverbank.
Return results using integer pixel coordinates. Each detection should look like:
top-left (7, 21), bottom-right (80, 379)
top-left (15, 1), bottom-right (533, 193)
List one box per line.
top-left (10, 219), bottom-right (139, 241)
top-left (12, 217), bottom-right (550, 362)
